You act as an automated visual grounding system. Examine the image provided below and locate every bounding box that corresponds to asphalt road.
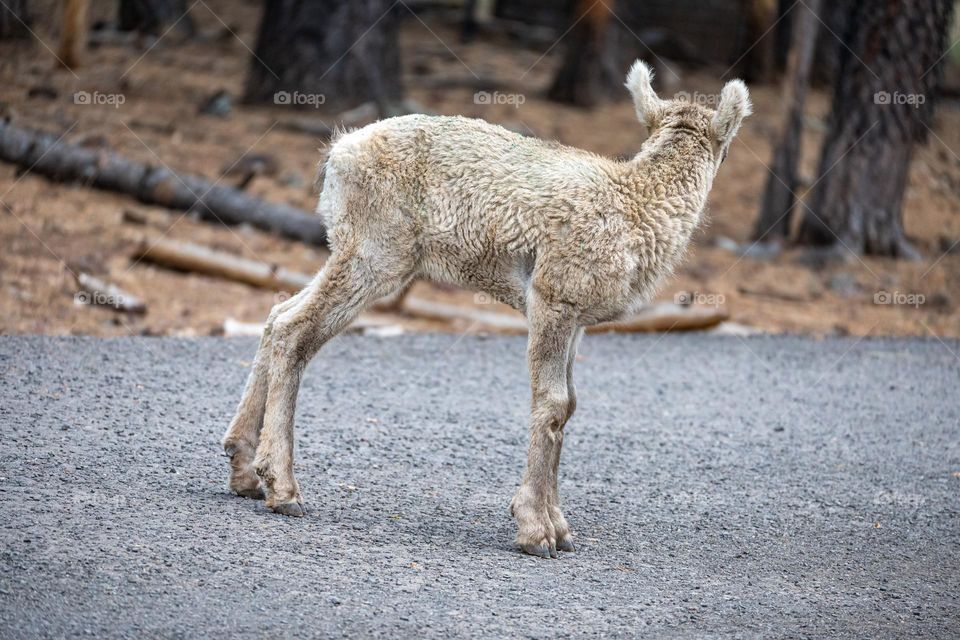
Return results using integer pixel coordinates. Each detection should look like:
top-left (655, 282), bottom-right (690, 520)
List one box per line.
top-left (1, 334), bottom-right (958, 638)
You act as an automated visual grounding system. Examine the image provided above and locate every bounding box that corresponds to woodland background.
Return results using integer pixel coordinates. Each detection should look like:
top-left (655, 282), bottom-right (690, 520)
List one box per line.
top-left (0, 0), bottom-right (958, 338)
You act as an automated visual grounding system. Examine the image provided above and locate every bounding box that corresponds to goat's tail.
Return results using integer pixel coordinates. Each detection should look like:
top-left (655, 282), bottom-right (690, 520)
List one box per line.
top-left (313, 125), bottom-right (352, 197)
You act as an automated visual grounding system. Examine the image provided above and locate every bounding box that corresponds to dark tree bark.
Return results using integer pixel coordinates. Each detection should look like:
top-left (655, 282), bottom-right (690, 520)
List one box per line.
top-left (740, 0), bottom-right (779, 84)
top-left (797, 0), bottom-right (953, 258)
top-left (118, 0), bottom-right (194, 35)
top-left (0, 0), bottom-right (30, 39)
top-left (547, 0), bottom-right (620, 107)
top-left (753, 0), bottom-right (821, 240)
top-left (243, 0), bottom-right (403, 113)
top-left (809, 1), bottom-right (851, 87)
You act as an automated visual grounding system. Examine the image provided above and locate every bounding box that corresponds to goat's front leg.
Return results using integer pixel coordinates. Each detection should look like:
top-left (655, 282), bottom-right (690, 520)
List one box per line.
top-left (511, 297), bottom-right (578, 558)
top-left (545, 326), bottom-right (584, 551)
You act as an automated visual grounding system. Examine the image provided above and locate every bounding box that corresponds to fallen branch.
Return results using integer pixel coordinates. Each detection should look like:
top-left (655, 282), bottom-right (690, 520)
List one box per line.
top-left (134, 237), bottom-right (312, 293)
top-left (0, 120), bottom-right (326, 245)
top-left (588, 302), bottom-right (729, 333)
top-left (133, 237), bottom-right (414, 311)
top-left (224, 315), bottom-right (404, 338)
top-left (401, 296), bottom-right (529, 333)
top-left (399, 298), bottom-right (728, 333)
top-left (132, 236), bottom-right (728, 333)
top-left (73, 272), bottom-right (146, 313)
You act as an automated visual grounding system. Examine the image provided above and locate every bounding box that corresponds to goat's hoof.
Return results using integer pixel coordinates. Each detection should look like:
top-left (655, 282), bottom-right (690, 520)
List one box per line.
top-left (519, 540), bottom-right (557, 559)
top-left (228, 470), bottom-right (265, 500)
top-left (234, 485), bottom-right (265, 500)
top-left (271, 501), bottom-right (306, 517)
top-left (556, 537), bottom-right (576, 552)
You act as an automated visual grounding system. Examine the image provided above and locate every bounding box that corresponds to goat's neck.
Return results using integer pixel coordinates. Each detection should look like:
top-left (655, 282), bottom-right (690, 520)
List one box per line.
top-left (622, 127), bottom-right (715, 230)
top-left (617, 127), bottom-right (716, 295)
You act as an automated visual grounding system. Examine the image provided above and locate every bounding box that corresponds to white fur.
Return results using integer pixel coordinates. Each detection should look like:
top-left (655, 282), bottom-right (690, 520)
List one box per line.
top-left (625, 60), bottom-right (667, 128)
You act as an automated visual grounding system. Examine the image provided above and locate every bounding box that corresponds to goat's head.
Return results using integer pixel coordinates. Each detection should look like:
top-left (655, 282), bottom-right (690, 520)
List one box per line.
top-left (625, 60), bottom-right (752, 175)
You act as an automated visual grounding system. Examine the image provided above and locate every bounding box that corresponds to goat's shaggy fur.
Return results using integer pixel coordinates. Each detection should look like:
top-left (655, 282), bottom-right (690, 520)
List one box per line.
top-left (222, 61), bottom-right (751, 558)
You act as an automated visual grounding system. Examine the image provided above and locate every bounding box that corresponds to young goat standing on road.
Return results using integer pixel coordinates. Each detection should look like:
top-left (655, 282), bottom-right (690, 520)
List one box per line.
top-left (222, 61), bottom-right (751, 558)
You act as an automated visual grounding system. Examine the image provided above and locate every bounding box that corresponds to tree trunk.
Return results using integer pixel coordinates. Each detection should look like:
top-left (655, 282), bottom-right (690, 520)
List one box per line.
top-left (752, 0), bottom-right (821, 240)
top-left (118, 0), bottom-right (194, 35)
top-left (0, 0), bottom-right (29, 39)
top-left (810, 1), bottom-right (851, 87)
top-left (243, 0), bottom-right (403, 114)
top-left (57, 0), bottom-right (90, 70)
top-left (740, 0), bottom-right (779, 84)
top-left (546, 0), bottom-right (620, 107)
top-left (797, 0), bottom-right (953, 258)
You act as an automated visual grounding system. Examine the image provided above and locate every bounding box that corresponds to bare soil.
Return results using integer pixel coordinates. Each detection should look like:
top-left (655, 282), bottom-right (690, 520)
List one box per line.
top-left (1, 1), bottom-right (958, 337)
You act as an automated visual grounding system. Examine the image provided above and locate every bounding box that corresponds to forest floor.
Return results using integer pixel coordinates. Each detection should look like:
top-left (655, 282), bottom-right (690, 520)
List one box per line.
top-left (1, 0), bottom-right (958, 337)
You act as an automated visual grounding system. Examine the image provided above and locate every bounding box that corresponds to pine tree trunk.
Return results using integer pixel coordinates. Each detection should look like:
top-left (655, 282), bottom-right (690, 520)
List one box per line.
top-left (547, 0), bottom-right (620, 107)
top-left (752, 0), bottom-right (821, 240)
top-left (118, 0), bottom-right (193, 35)
top-left (740, 0), bottom-right (779, 84)
top-left (57, 0), bottom-right (90, 70)
top-left (797, 0), bottom-right (953, 258)
top-left (243, 0), bottom-right (403, 113)
top-left (809, 1), bottom-right (850, 87)
top-left (0, 0), bottom-right (29, 39)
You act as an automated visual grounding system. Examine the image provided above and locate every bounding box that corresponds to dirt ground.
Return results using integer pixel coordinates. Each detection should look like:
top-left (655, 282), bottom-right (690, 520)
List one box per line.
top-left (1, 1), bottom-right (958, 337)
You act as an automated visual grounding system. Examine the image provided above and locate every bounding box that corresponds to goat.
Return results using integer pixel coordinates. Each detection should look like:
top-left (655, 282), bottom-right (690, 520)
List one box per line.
top-left (222, 61), bottom-right (751, 558)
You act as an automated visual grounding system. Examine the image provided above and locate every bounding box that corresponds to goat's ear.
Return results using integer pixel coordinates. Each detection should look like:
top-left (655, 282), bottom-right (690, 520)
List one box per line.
top-left (625, 60), bottom-right (665, 129)
top-left (712, 79), bottom-right (752, 147)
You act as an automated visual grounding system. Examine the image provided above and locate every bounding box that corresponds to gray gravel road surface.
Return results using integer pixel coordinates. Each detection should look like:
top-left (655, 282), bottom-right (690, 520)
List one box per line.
top-left (0, 335), bottom-right (958, 638)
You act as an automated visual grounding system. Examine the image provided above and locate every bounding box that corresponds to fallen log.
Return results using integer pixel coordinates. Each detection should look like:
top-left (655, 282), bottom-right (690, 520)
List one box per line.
top-left (133, 237), bottom-right (728, 333)
top-left (134, 237), bottom-right (312, 293)
top-left (399, 298), bottom-right (729, 334)
top-left (0, 120), bottom-right (327, 245)
top-left (133, 237), bottom-right (413, 311)
top-left (223, 315), bottom-right (404, 338)
top-left (401, 296), bottom-right (529, 333)
top-left (588, 302), bottom-right (729, 333)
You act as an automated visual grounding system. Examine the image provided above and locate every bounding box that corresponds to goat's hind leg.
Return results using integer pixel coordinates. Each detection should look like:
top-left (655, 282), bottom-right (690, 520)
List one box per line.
top-left (255, 245), bottom-right (410, 516)
top-left (222, 290), bottom-right (306, 499)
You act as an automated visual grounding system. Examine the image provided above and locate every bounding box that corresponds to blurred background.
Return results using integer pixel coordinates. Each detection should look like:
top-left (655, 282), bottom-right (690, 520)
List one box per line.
top-left (0, 0), bottom-right (957, 338)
